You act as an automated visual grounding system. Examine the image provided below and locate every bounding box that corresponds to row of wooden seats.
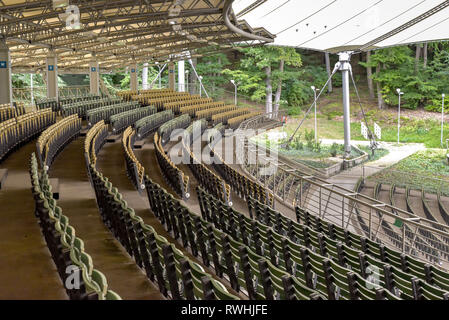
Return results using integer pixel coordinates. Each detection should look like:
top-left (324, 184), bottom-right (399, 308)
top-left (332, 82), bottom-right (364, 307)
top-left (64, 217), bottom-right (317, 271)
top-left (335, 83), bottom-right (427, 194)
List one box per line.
top-left (122, 127), bottom-right (145, 190)
top-left (118, 88), bottom-right (176, 101)
top-left (1, 109), bottom-right (56, 162)
top-left (179, 101), bottom-right (225, 117)
top-left (85, 128), bottom-right (236, 300)
top-left (84, 121), bottom-right (109, 168)
top-left (62, 97), bottom-right (123, 117)
top-left (163, 97), bottom-right (214, 114)
top-left (132, 91), bottom-right (190, 104)
top-left (154, 131), bottom-right (190, 199)
top-left (228, 111), bottom-right (263, 129)
top-left (196, 105), bottom-right (237, 120)
top-left (0, 103), bottom-right (26, 122)
top-left (209, 144), bottom-right (274, 207)
top-left (110, 106), bottom-right (156, 134)
top-left (86, 102), bottom-right (140, 127)
top-left (135, 110), bottom-right (174, 139)
top-left (35, 97), bottom-right (59, 112)
top-left (182, 120), bottom-right (232, 205)
top-left (59, 94), bottom-right (102, 107)
top-left (211, 108), bottom-right (251, 125)
top-left (158, 114), bottom-right (191, 144)
top-left (36, 114), bottom-right (82, 169)
top-left (147, 95), bottom-right (207, 111)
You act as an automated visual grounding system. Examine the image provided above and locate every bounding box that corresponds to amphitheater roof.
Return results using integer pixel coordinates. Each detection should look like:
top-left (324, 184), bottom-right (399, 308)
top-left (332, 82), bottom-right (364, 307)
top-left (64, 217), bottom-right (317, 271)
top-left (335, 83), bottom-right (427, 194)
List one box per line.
top-left (0, 0), bottom-right (273, 72)
top-left (233, 0), bottom-right (449, 53)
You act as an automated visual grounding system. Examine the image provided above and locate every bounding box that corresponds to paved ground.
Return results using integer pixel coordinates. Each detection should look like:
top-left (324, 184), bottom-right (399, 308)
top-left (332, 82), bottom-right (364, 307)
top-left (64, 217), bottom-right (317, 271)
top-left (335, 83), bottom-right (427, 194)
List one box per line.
top-left (320, 139), bottom-right (426, 190)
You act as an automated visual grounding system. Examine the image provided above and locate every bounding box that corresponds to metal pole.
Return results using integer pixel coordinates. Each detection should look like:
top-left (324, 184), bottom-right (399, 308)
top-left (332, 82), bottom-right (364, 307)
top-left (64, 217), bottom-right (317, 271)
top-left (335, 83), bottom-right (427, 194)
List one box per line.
top-left (339, 52), bottom-right (352, 159)
top-left (158, 65), bottom-right (162, 89)
top-left (442, 94), bottom-right (445, 148)
top-left (314, 89), bottom-right (317, 144)
top-left (398, 93), bottom-right (401, 144)
top-left (235, 83), bottom-right (237, 106)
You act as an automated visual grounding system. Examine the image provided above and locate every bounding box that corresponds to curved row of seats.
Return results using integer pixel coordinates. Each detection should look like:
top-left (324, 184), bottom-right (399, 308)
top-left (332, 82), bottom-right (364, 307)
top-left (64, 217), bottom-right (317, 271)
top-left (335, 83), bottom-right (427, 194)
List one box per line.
top-left (36, 114), bottom-right (82, 170)
top-left (87, 101), bottom-right (140, 127)
top-left (197, 187), bottom-right (449, 300)
top-left (180, 102), bottom-right (225, 117)
top-left (182, 120), bottom-right (232, 205)
top-left (135, 110), bottom-right (174, 140)
top-left (228, 111), bottom-right (263, 129)
top-left (110, 107), bottom-right (156, 134)
top-left (35, 97), bottom-right (59, 112)
top-left (144, 177), bottom-right (323, 300)
top-left (1, 109), bottom-right (56, 162)
top-left (122, 127), bottom-right (145, 190)
top-left (211, 108), bottom-right (251, 126)
top-left (29, 153), bottom-right (120, 300)
top-left (62, 97), bottom-right (122, 118)
top-left (0, 103), bottom-right (26, 122)
top-left (85, 122), bottom-right (238, 300)
top-left (373, 183), bottom-right (442, 263)
top-left (118, 88), bottom-right (182, 102)
top-left (209, 144), bottom-right (274, 208)
top-left (154, 131), bottom-right (190, 199)
top-left (196, 105), bottom-right (237, 121)
top-left (252, 193), bottom-right (449, 299)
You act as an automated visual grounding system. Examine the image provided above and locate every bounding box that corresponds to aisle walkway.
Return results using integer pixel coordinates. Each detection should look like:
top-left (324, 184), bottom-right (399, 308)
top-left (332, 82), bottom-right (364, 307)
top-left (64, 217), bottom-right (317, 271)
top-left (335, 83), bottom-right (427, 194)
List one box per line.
top-left (0, 141), bottom-right (67, 299)
top-left (50, 138), bottom-right (164, 300)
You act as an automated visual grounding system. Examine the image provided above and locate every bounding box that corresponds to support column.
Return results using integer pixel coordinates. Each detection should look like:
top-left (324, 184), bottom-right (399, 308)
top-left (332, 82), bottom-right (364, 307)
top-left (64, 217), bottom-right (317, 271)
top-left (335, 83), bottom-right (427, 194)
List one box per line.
top-left (89, 60), bottom-right (100, 95)
top-left (339, 52), bottom-right (352, 158)
top-left (178, 60), bottom-right (185, 92)
top-left (168, 62), bottom-right (175, 91)
top-left (325, 52), bottom-right (333, 93)
top-left (46, 51), bottom-right (58, 99)
top-left (130, 62), bottom-right (138, 92)
top-left (142, 63), bottom-right (149, 90)
top-left (0, 37), bottom-right (12, 105)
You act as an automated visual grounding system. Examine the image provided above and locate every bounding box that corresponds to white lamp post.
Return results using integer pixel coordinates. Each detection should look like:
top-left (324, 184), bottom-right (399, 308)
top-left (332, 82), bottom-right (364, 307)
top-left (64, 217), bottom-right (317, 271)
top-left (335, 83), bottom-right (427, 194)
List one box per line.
top-left (396, 88), bottom-right (404, 144)
top-left (311, 86), bottom-right (319, 143)
top-left (230, 79), bottom-right (238, 106)
top-left (442, 93), bottom-right (446, 148)
top-left (185, 70), bottom-right (189, 93)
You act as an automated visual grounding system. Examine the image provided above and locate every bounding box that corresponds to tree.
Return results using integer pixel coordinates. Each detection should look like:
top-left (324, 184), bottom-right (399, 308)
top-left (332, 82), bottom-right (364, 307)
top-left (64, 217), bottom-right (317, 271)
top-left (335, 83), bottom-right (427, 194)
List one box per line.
top-left (366, 51), bottom-right (375, 99)
top-left (222, 46), bottom-right (302, 114)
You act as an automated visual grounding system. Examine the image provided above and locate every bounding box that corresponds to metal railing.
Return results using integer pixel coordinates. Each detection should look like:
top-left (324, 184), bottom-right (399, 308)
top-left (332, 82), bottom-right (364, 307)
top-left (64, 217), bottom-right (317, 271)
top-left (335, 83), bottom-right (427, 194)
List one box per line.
top-left (218, 112), bottom-right (449, 268)
top-left (13, 86), bottom-right (91, 105)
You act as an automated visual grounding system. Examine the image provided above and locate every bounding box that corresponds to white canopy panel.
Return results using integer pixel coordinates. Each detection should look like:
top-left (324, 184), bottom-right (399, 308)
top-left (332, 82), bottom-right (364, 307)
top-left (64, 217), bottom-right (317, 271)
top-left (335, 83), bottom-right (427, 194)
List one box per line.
top-left (232, 0), bottom-right (449, 52)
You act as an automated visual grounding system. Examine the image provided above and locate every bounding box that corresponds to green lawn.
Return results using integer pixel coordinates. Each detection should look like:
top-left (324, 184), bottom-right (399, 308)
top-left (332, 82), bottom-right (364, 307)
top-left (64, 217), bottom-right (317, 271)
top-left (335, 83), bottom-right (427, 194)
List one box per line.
top-left (367, 149), bottom-right (449, 195)
top-left (284, 116), bottom-right (449, 148)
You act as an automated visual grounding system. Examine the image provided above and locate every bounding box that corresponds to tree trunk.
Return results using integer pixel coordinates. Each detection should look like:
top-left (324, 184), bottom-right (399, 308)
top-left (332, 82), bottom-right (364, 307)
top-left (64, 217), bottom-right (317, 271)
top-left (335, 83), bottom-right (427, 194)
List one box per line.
top-left (415, 44), bottom-right (421, 73)
top-left (423, 43), bottom-right (428, 68)
top-left (274, 60), bottom-right (284, 117)
top-left (366, 51), bottom-right (375, 99)
top-left (265, 65), bottom-right (273, 115)
top-left (376, 64), bottom-right (385, 109)
top-left (325, 52), bottom-right (333, 93)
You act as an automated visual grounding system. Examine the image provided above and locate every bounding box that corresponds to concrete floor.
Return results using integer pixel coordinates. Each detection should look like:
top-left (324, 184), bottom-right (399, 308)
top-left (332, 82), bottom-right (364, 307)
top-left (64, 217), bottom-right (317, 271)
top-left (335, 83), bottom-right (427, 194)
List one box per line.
top-left (0, 141), bottom-right (67, 300)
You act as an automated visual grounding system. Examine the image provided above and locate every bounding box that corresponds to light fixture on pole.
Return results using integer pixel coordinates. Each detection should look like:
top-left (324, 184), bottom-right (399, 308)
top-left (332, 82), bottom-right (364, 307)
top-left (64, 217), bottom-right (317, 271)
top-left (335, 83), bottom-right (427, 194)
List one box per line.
top-left (396, 88), bottom-right (404, 144)
top-left (442, 93), bottom-right (446, 148)
top-left (185, 69), bottom-right (189, 93)
top-left (230, 79), bottom-right (238, 106)
top-left (311, 86), bottom-right (319, 143)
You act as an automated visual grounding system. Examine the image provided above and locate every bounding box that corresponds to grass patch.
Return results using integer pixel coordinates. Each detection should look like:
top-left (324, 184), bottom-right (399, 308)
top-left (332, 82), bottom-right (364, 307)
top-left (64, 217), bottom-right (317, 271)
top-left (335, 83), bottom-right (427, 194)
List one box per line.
top-left (285, 116), bottom-right (449, 148)
top-left (368, 149), bottom-right (449, 194)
